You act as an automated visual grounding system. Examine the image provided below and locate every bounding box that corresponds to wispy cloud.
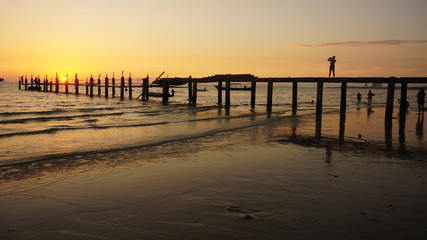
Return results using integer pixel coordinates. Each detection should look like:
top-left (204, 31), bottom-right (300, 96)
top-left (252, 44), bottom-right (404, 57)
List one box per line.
top-left (297, 40), bottom-right (427, 48)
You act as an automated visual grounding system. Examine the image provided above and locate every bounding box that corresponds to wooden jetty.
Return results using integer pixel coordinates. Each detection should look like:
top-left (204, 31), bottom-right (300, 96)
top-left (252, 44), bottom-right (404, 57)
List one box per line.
top-left (18, 73), bottom-right (427, 125)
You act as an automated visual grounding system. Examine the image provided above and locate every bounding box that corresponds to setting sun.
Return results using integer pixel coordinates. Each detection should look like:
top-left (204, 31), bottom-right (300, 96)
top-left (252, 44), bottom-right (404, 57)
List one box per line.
top-left (62, 77), bottom-right (67, 82)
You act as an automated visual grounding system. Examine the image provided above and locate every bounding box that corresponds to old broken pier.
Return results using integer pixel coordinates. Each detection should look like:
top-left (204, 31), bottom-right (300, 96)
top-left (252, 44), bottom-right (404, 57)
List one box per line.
top-left (18, 73), bottom-right (427, 123)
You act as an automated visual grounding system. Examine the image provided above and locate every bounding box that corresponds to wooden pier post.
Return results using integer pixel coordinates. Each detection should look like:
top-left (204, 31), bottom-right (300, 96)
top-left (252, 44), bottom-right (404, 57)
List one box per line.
top-left (217, 80), bottom-right (222, 106)
top-left (225, 80), bottom-right (231, 108)
top-left (44, 78), bottom-right (48, 92)
top-left (65, 74), bottom-right (69, 94)
top-left (97, 75), bottom-right (101, 96)
top-left (112, 73), bottom-right (116, 97)
top-left (55, 73), bottom-right (59, 93)
top-left (188, 76), bottom-right (193, 104)
top-left (162, 80), bottom-right (169, 105)
top-left (399, 82), bottom-right (408, 116)
top-left (105, 74), bottom-right (109, 98)
top-left (339, 113), bottom-right (346, 142)
top-left (86, 81), bottom-right (89, 95)
top-left (90, 75), bottom-right (94, 97)
top-left (18, 77), bottom-right (21, 90)
top-left (120, 71), bottom-right (125, 100)
top-left (316, 79), bottom-right (324, 115)
top-left (45, 75), bottom-right (48, 92)
top-left (385, 77), bottom-right (396, 120)
top-left (75, 74), bottom-right (79, 95)
top-left (267, 79), bottom-right (273, 112)
top-left (292, 80), bottom-right (298, 113)
top-left (340, 81), bottom-right (347, 114)
top-left (25, 75), bottom-right (28, 90)
top-left (128, 73), bottom-right (132, 99)
top-left (31, 75), bottom-right (34, 88)
top-left (141, 76), bottom-right (149, 101)
top-left (251, 81), bottom-right (256, 108)
top-left (50, 79), bottom-right (52, 92)
top-left (192, 78), bottom-right (198, 105)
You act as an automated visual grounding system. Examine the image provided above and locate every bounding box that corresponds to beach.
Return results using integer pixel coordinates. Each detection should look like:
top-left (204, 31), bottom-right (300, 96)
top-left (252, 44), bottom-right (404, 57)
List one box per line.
top-left (1, 81), bottom-right (426, 239)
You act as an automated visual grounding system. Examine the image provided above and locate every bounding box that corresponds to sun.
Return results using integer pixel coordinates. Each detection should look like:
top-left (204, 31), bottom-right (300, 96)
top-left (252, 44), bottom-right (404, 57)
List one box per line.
top-left (62, 77), bottom-right (67, 82)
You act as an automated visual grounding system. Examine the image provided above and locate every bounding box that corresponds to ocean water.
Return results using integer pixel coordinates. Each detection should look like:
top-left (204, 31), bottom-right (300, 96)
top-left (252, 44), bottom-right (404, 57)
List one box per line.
top-left (0, 80), bottom-right (424, 167)
top-left (1, 80), bottom-right (427, 239)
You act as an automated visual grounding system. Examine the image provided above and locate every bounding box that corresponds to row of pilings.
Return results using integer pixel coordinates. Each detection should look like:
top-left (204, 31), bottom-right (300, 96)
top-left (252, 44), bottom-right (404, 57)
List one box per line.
top-left (18, 74), bottom-right (427, 126)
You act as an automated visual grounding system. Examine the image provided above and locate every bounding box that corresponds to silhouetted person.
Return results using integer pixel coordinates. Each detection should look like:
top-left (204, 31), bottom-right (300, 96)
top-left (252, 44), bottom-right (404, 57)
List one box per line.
top-left (171, 89), bottom-right (175, 96)
top-left (398, 99), bottom-right (410, 112)
top-left (328, 56), bottom-right (336, 78)
top-left (367, 90), bottom-right (375, 105)
top-left (417, 88), bottom-right (425, 115)
top-left (357, 92), bottom-right (361, 103)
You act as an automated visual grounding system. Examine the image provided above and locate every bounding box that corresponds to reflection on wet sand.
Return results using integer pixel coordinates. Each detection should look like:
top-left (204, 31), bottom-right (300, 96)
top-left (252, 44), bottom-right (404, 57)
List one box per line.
top-left (275, 108), bottom-right (426, 161)
top-left (416, 115), bottom-right (424, 140)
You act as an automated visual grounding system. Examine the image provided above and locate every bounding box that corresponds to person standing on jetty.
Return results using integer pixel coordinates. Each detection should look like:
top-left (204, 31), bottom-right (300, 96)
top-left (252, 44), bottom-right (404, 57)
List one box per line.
top-left (328, 56), bottom-right (336, 78)
top-left (367, 90), bottom-right (375, 105)
top-left (417, 88), bottom-right (425, 115)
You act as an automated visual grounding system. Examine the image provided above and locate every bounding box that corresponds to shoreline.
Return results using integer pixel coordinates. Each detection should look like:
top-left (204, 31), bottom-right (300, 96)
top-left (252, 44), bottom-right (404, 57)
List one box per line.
top-left (0, 106), bottom-right (426, 239)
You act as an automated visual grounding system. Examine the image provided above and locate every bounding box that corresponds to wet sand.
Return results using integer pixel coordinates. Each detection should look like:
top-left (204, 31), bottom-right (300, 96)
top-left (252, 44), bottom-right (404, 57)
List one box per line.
top-left (1, 106), bottom-right (426, 239)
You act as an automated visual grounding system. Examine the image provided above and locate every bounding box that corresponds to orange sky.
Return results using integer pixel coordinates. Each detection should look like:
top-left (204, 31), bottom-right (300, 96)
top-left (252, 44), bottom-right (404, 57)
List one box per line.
top-left (1, 0), bottom-right (427, 81)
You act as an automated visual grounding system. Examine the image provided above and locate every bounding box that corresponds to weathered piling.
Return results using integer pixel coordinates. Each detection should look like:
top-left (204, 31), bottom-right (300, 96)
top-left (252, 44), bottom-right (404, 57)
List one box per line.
top-left (75, 74), bottom-right (79, 95)
top-left (267, 79), bottom-right (273, 112)
top-left (251, 81), bottom-right (256, 108)
top-left (86, 81), bottom-right (89, 95)
top-left (316, 79), bottom-right (324, 115)
top-left (90, 75), bottom-right (94, 97)
top-left (120, 72), bottom-right (125, 100)
top-left (399, 82), bottom-right (408, 116)
top-left (25, 76), bottom-right (28, 90)
top-left (55, 73), bottom-right (59, 93)
top-left (50, 80), bottom-right (52, 92)
top-left (44, 78), bottom-right (48, 92)
top-left (292, 80), bottom-right (298, 113)
top-left (112, 73), bottom-right (116, 97)
top-left (44, 75), bottom-right (48, 92)
top-left (192, 78), bottom-right (197, 105)
top-left (385, 77), bottom-right (396, 120)
top-left (97, 75), bottom-right (101, 96)
top-left (18, 77), bottom-right (21, 90)
top-left (339, 113), bottom-right (346, 142)
top-left (188, 77), bottom-right (193, 104)
top-left (141, 76), bottom-right (149, 101)
top-left (31, 75), bottom-right (34, 88)
top-left (340, 81), bottom-right (347, 114)
top-left (65, 74), bottom-right (69, 94)
top-left (217, 79), bottom-right (223, 106)
top-left (105, 75), bottom-right (109, 98)
top-left (128, 73), bottom-right (132, 99)
top-left (162, 80), bottom-right (169, 105)
top-left (225, 80), bottom-right (231, 108)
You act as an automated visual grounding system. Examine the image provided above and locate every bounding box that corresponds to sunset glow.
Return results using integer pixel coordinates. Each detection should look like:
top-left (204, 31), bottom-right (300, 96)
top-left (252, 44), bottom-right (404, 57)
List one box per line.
top-left (1, 0), bottom-right (427, 81)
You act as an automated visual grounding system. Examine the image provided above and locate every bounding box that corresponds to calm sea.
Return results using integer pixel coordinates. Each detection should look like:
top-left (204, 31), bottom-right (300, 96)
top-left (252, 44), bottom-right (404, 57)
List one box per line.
top-left (0, 80), bottom-right (423, 166)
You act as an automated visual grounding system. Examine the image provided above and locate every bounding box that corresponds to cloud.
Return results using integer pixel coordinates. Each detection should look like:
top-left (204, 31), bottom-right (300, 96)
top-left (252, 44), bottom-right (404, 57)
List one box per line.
top-left (297, 40), bottom-right (427, 48)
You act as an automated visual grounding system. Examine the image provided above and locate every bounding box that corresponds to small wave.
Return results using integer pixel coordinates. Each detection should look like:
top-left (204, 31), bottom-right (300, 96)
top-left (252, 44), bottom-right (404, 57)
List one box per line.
top-left (0, 113), bottom-right (283, 168)
top-left (0, 111), bottom-right (275, 139)
top-left (0, 112), bottom-right (124, 124)
top-left (0, 109), bottom-right (67, 116)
